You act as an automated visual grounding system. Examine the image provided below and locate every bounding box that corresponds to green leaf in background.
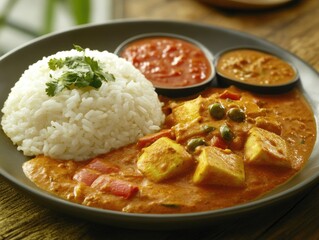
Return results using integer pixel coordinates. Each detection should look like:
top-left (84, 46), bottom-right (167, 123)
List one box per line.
top-left (0, 0), bottom-right (39, 42)
top-left (43, 0), bottom-right (56, 34)
top-left (43, 0), bottom-right (91, 34)
top-left (0, 0), bottom-right (92, 54)
top-left (0, 0), bottom-right (18, 27)
top-left (68, 0), bottom-right (91, 25)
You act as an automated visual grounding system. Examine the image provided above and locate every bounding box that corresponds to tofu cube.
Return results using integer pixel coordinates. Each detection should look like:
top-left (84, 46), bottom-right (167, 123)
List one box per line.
top-left (172, 96), bottom-right (203, 125)
top-left (137, 137), bottom-right (193, 182)
top-left (193, 146), bottom-right (245, 187)
top-left (244, 127), bottom-right (290, 168)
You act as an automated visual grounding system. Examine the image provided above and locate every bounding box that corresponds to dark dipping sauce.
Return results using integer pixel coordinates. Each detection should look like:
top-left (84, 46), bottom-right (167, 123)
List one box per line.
top-left (216, 49), bottom-right (297, 86)
top-left (120, 37), bottom-right (212, 88)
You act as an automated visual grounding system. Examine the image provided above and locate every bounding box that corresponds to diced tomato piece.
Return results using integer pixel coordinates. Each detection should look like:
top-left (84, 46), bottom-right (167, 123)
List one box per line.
top-left (91, 175), bottom-right (138, 199)
top-left (73, 168), bottom-right (100, 186)
top-left (137, 129), bottom-right (172, 148)
top-left (86, 158), bottom-right (120, 174)
top-left (210, 135), bottom-right (228, 149)
top-left (219, 90), bottom-right (241, 100)
top-left (109, 179), bottom-right (139, 199)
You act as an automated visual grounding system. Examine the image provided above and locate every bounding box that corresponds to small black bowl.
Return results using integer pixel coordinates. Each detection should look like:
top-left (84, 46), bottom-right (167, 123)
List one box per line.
top-left (114, 33), bottom-right (216, 98)
top-left (214, 47), bottom-right (300, 94)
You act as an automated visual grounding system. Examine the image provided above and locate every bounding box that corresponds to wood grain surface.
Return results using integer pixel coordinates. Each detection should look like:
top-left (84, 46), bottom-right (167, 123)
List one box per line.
top-left (1, 0), bottom-right (319, 239)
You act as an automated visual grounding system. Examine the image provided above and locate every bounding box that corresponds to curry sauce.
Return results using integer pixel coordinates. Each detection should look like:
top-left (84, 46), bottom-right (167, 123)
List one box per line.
top-left (23, 86), bottom-right (316, 214)
top-left (216, 49), bottom-right (297, 86)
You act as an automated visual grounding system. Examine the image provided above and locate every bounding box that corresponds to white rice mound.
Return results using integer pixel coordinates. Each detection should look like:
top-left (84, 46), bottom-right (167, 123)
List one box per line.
top-left (1, 49), bottom-right (165, 161)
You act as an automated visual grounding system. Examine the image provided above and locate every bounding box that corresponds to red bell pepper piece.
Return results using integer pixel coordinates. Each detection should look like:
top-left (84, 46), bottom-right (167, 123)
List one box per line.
top-left (210, 135), bottom-right (228, 149)
top-left (219, 90), bottom-right (241, 100)
top-left (137, 129), bottom-right (172, 148)
top-left (91, 175), bottom-right (138, 199)
top-left (73, 168), bottom-right (100, 186)
top-left (86, 158), bottom-right (120, 174)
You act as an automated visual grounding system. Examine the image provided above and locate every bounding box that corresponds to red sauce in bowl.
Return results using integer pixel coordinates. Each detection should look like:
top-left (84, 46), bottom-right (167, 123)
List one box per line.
top-left (119, 37), bottom-right (212, 88)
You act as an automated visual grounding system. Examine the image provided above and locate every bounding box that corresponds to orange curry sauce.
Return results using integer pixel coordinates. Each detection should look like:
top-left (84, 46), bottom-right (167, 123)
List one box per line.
top-left (23, 86), bottom-right (316, 214)
top-left (216, 49), bottom-right (297, 86)
top-left (120, 37), bottom-right (212, 87)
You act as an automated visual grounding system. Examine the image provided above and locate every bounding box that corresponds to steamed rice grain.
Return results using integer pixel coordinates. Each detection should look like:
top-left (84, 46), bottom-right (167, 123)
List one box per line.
top-left (1, 49), bottom-right (165, 161)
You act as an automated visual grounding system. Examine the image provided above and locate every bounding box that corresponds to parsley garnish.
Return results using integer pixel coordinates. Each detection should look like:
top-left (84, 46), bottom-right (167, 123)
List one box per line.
top-left (160, 203), bottom-right (180, 209)
top-left (45, 45), bottom-right (115, 96)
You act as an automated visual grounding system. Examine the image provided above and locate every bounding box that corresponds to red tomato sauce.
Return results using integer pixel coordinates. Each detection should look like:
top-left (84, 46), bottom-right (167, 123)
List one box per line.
top-left (120, 37), bottom-right (212, 87)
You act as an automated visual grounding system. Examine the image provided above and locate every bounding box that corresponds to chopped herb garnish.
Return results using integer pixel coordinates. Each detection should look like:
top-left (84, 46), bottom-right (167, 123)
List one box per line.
top-left (201, 125), bottom-right (216, 133)
top-left (160, 203), bottom-right (180, 209)
top-left (45, 45), bottom-right (115, 96)
top-left (73, 44), bottom-right (84, 52)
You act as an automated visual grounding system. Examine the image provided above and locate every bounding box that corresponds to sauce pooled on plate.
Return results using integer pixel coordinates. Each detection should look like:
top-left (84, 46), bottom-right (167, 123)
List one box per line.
top-left (23, 86), bottom-right (316, 214)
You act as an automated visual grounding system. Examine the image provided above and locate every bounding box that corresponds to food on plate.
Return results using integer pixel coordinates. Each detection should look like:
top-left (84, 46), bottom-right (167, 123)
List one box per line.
top-left (22, 86), bottom-right (316, 213)
top-left (192, 146), bottom-right (245, 187)
top-left (1, 41), bottom-right (315, 214)
top-left (137, 137), bottom-right (194, 182)
top-left (216, 48), bottom-right (297, 86)
top-left (245, 127), bottom-right (290, 168)
top-left (118, 36), bottom-right (213, 88)
top-left (1, 46), bottom-right (164, 161)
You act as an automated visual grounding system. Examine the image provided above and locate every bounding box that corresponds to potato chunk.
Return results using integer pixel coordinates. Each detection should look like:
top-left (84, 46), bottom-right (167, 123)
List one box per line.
top-left (255, 116), bottom-right (282, 135)
top-left (193, 146), bottom-right (245, 187)
top-left (244, 127), bottom-right (290, 168)
top-left (137, 137), bottom-right (193, 182)
top-left (172, 96), bottom-right (203, 124)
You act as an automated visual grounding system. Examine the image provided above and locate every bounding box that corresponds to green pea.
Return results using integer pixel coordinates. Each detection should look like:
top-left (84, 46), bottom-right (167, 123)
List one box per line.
top-left (209, 103), bottom-right (226, 120)
top-left (187, 138), bottom-right (206, 152)
top-left (227, 108), bottom-right (246, 122)
top-left (220, 124), bottom-right (234, 142)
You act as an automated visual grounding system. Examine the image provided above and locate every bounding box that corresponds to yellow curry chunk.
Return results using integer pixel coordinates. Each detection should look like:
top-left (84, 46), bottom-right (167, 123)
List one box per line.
top-left (244, 127), bottom-right (290, 168)
top-left (193, 146), bottom-right (245, 187)
top-left (255, 116), bottom-right (282, 135)
top-left (171, 96), bottom-right (203, 124)
top-left (137, 137), bottom-right (193, 182)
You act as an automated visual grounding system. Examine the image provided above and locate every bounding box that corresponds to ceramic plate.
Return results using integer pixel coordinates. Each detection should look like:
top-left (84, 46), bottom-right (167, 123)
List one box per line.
top-left (0, 20), bottom-right (318, 230)
top-left (199, 0), bottom-right (293, 10)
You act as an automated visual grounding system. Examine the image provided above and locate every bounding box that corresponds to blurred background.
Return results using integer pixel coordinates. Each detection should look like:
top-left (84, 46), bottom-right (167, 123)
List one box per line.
top-left (1, 0), bottom-right (317, 74)
top-left (0, 0), bottom-right (305, 53)
top-left (0, 0), bottom-right (116, 54)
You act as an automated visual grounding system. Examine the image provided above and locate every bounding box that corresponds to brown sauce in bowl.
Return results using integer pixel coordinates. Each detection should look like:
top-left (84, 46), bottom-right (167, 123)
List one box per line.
top-left (216, 49), bottom-right (297, 86)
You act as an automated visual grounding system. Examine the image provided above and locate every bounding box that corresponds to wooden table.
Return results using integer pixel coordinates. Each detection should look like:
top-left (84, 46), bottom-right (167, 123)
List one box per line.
top-left (1, 0), bottom-right (319, 239)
